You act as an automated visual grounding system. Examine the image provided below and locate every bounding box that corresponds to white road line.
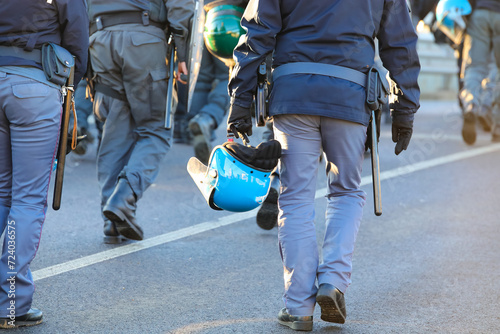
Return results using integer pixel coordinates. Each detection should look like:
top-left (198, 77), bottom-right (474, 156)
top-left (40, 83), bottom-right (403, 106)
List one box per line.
top-left (32, 143), bottom-right (500, 281)
top-left (380, 131), bottom-right (474, 142)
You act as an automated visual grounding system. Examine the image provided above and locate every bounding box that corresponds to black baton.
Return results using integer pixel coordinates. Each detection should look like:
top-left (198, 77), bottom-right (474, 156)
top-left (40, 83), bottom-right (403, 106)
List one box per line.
top-left (370, 110), bottom-right (382, 216)
top-left (165, 34), bottom-right (175, 129)
top-left (52, 63), bottom-right (75, 210)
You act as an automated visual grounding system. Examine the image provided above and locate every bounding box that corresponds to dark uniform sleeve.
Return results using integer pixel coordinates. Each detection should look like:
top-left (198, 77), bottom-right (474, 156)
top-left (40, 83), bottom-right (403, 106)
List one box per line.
top-left (56, 0), bottom-right (89, 84)
top-left (228, 0), bottom-right (282, 108)
top-left (378, 0), bottom-right (421, 123)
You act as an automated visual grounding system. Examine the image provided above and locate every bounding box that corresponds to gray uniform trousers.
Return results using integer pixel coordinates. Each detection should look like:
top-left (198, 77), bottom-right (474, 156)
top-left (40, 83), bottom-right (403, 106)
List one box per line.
top-left (89, 24), bottom-right (171, 208)
top-left (273, 114), bottom-right (367, 317)
top-left (0, 70), bottom-right (61, 317)
top-left (460, 9), bottom-right (500, 122)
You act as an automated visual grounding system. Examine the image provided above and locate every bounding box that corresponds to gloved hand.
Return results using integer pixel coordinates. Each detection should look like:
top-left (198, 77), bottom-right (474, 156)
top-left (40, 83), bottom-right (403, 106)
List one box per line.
top-left (392, 117), bottom-right (413, 155)
top-left (227, 104), bottom-right (252, 141)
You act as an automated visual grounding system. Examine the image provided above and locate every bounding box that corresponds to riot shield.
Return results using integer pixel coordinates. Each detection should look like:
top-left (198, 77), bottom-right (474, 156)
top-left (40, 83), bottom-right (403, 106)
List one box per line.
top-left (164, 34), bottom-right (177, 129)
top-left (187, 156), bottom-right (222, 211)
top-left (186, 0), bottom-right (205, 114)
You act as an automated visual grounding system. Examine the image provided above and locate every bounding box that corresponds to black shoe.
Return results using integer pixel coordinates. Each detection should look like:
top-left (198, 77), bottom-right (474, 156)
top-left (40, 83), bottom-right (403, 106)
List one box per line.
top-left (256, 175), bottom-right (279, 230)
top-left (0, 308), bottom-right (43, 328)
top-left (103, 219), bottom-right (124, 244)
top-left (462, 111), bottom-right (476, 145)
top-left (316, 283), bottom-right (346, 324)
top-left (277, 308), bottom-right (313, 331)
top-left (103, 178), bottom-right (143, 241)
top-left (189, 113), bottom-right (215, 164)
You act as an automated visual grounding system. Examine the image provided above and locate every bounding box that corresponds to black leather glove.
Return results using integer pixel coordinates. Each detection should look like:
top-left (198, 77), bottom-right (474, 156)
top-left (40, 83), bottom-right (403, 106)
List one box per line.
top-left (227, 104), bottom-right (252, 141)
top-left (392, 117), bottom-right (413, 155)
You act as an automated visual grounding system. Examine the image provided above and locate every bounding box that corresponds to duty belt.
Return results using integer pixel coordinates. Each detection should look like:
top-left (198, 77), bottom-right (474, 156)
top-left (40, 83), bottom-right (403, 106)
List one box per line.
top-left (0, 45), bottom-right (41, 63)
top-left (272, 62), bottom-right (367, 88)
top-left (90, 11), bottom-right (164, 35)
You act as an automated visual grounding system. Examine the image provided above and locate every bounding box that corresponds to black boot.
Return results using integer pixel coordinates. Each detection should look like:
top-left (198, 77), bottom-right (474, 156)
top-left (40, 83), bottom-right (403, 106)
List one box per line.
top-left (103, 178), bottom-right (144, 240)
top-left (103, 219), bottom-right (123, 244)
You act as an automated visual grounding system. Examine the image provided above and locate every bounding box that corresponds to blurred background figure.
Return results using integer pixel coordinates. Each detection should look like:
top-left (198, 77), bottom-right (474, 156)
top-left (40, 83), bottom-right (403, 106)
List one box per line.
top-left (174, 0), bottom-right (250, 164)
top-left (72, 80), bottom-right (103, 155)
top-left (174, 46), bottom-right (230, 164)
top-left (454, 0), bottom-right (500, 144)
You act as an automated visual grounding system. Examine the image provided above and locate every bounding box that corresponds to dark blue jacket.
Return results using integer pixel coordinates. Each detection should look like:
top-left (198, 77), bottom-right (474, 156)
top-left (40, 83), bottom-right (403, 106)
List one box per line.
top-left (0, 0), bottom-right (89, 84)
top-left (476, 0), bottom-right (500, 12)
top-left (229, 0), bottom-right (420, 126)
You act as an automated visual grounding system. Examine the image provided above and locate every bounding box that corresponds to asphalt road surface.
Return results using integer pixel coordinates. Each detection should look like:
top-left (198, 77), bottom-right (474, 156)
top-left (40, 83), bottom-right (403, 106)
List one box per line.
top-left (11, 100), bottom-right (500, 333)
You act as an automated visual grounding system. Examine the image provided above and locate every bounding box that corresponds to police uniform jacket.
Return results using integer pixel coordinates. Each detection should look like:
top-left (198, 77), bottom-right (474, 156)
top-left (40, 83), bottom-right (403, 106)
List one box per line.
top-left (228, 0), bottom-right (420, 126)
top-left (475, 0), bottom-right (500, 12)
top-left (0, 0), bottom-right (89, 84)
top-left (87, 0), bottom-right (193, 62)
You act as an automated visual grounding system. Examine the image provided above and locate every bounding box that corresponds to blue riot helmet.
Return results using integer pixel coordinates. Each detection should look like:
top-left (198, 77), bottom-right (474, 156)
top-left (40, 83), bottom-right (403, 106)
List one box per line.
top-left (435, 0), bottom-right (472, 46)
top-left (187, 140), bottom-right (281, 212)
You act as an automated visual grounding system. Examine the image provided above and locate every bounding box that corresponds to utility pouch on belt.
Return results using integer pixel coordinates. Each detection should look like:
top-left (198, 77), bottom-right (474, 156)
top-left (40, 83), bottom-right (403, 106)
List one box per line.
top-left (42, 42), bottom-right (75, 86)
top-left (366, 65), bottom-right (389, 112)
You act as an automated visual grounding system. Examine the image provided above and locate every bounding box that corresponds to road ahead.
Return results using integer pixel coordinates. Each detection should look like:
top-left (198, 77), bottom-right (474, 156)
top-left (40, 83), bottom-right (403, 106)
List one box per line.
top-left (15, 100), bottom-right (500, 333)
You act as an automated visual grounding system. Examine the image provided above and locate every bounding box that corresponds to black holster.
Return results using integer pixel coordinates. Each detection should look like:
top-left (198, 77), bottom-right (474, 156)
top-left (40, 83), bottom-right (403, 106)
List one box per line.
top-left (366, 65), bottom-right (389, 112)
top-left (365, 66), bottom-right (390, 147)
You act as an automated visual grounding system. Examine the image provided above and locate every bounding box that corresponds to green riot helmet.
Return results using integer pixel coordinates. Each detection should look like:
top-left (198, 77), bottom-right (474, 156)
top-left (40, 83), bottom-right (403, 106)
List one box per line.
top-left (203, 4), bottom-right (245, 67)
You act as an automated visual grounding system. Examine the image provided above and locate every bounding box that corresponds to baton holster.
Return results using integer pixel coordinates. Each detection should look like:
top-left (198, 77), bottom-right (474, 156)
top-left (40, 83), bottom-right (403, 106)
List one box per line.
top-left (365, 66), bottom-right (389, 147)
top-left (366, 65), bottom-right (389, 112)
top-left (255, 62), bottom-right (270, 127)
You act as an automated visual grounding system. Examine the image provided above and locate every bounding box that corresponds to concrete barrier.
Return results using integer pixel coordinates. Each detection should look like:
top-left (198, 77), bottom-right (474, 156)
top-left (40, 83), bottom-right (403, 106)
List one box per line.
top-left (417, 32), bottom-right (459, 100)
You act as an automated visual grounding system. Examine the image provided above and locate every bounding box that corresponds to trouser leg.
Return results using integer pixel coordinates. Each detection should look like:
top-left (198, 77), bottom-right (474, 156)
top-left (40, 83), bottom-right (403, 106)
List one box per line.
top-left (197, 49), bottom-right (230, 128)
top-left (460, 10), bottom-right (492, 112)
top-left (273, 115), bottom-right (321, 317)
top-left (489, 12), bottom-right (500, 126)
top-left (0, 75), bottom-right (60, 317)
top-left (0, 78), bottom-right (12, 232)
top-left (120, 31), bottom-right (171, 199)
top-left (316, 118), bottom-right (367, 293)
top-left (94, 94), bottom-right (135, 209)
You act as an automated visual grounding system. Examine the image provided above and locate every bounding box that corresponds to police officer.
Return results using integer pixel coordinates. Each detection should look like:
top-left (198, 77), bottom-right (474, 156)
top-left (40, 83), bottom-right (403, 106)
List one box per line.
top-left (86, 0), bottom-right (193, 243)
top-left (0, 0), bottom-right (88, 328)
top-left (174, 0), bottom-right (247, 164)
top-left (227, 0), bottom-right (420, 330)
top-left (174, 47), bottom-right (230, 164)
top-left (459, 0), bottom-right (500, 144)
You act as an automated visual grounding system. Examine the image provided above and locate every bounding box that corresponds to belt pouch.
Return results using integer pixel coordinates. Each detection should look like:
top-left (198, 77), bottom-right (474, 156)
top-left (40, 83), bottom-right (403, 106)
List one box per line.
top-left (42, 42), bottom-right (74, 86)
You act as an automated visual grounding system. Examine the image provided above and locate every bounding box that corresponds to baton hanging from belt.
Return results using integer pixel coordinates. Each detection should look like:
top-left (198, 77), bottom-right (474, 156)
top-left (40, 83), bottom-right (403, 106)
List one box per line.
top-left (52, 62), bottom-right (75, 211)
top-left (370, 110), bottom-right (382, 216)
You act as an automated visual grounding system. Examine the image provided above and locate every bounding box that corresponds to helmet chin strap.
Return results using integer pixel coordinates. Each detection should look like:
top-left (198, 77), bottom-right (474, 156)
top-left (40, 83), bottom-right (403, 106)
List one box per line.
top-left (228, 124), bottom-right (251, 147)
